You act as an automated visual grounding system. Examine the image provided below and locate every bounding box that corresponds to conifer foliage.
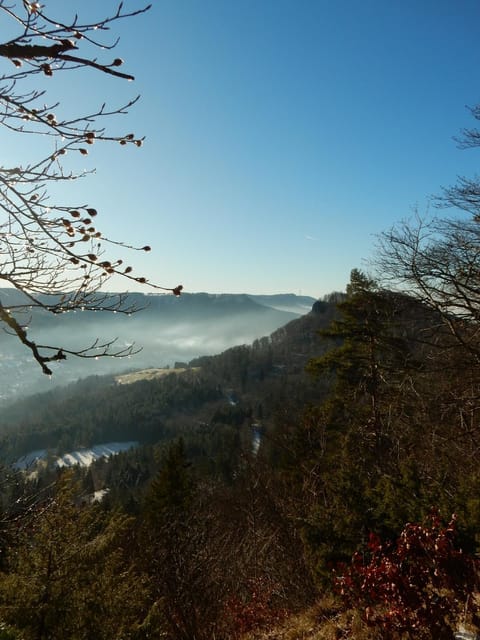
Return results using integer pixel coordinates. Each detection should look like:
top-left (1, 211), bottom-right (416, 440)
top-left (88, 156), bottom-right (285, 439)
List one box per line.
top-left (0, 473), bottom-right (144, 640)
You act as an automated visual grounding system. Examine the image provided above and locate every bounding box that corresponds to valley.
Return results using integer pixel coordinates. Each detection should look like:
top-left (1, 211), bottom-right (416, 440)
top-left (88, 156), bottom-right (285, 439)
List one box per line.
top-left (1, 280), bottom-right (480, 639)
top-left (0, 290), bottom-right (315, 403)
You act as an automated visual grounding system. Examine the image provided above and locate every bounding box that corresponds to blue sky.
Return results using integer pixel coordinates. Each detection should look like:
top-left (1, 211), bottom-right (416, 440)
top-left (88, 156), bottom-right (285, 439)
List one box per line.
top-left (9, 1), bottom-right (480, 298)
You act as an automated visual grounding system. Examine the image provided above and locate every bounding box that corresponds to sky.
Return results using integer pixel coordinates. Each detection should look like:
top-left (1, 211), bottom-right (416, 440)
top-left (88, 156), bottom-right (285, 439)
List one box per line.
top-left (6, 0), bottom-right (480, 298)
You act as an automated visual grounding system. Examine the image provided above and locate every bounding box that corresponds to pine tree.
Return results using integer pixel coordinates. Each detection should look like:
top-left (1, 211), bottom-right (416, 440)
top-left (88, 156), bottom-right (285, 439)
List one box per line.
top-left (0, 472), bottom-right (146, 640)
top-left (301, 270), bottom-right (424, 579)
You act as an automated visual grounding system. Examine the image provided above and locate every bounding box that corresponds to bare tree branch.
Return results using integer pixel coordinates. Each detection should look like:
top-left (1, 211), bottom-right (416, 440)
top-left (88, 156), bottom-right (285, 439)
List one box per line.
top-left (0, 2), bottom-right (182, 373)
top-left (373, 214), bottom-right (480, 362)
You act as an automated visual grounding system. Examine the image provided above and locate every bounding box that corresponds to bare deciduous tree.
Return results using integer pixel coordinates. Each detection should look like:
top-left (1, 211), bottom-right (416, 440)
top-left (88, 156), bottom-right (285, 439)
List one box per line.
top-left (374, 104), bottom-right (480, 361)
top-left (439, 103), bottom-right (480, 218)
top-left (0, 1), bottom-right (182, 374)
top-left (375, 215), bottom-right (480, 358)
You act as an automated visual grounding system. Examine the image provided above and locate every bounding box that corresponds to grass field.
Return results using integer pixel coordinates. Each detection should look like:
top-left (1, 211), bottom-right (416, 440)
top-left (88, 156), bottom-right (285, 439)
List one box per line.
top-left (114, 367), bottom-right (193, 385)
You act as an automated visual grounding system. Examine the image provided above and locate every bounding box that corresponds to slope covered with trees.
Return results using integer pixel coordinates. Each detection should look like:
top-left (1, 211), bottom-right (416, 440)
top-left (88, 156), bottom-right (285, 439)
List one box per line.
top-left (2, 2), bottom-right (480, 636)
top-left (1, 269), bottom-right (480, 638)
top-left (0, 296), bottom-right (334, 463)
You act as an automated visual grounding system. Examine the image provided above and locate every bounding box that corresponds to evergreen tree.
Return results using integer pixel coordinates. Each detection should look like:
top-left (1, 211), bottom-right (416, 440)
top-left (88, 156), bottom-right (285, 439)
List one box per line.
top-left (0, 472), bottom-right (146, 640)
top-left (301, 270), bottom-right (424, 579)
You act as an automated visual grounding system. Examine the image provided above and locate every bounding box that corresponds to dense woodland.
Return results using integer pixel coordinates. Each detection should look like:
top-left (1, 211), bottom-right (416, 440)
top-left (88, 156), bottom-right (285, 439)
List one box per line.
top-left (2, 2), bottom-right (480, 638)
top-left (0, 262), bottom-right (480, 639)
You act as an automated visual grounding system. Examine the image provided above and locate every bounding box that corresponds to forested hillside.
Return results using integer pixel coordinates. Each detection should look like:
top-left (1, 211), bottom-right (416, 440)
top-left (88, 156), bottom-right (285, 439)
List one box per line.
top-left (1, 272), bottom-right (480, 639)
top-left (0, 296), bottom-right (335, 463)
top-left (2, 1), bottom-right (479, 638)
top-left (0, 291), bottom-right (313, 403)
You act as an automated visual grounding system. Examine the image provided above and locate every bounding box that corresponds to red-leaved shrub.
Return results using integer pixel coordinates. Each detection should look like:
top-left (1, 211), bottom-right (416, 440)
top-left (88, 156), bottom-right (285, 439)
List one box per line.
top-left (334, 511), bottom-right (479, 638)
top-left (225, 576), bottom-right (289, 637)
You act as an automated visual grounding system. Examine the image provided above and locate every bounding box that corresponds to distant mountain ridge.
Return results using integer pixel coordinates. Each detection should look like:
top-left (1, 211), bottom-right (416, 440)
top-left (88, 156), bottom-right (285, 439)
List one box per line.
top-left (247, 294), bottom-right (316, 315)
top-left (0, 289), bottom-right (317, 402)
top-left (0, 295), bottom-right (336, 463)
top-left (0, 288), bottom-right (315, 319)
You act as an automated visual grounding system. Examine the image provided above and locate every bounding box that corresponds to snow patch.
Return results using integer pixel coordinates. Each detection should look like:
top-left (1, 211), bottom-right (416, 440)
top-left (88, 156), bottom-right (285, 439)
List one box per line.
top-left (91, 488), bottom-right (110, 502)
top-left (13, 449), bottom-right (47, 470)
top-left (55, 441), bottom-right (138, 468)
top-left (13, 441), bottom-right (138, 471)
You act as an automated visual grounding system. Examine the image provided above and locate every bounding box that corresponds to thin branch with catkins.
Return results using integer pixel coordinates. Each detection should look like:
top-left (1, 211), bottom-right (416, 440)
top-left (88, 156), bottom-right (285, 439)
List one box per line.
top-left (0, 1), bottom-right (182, 373)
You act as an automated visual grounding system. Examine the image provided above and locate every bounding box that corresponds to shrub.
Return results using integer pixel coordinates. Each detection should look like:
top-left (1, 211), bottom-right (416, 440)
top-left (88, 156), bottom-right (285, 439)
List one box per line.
top-left (334, 511), bottom-right (480, 638)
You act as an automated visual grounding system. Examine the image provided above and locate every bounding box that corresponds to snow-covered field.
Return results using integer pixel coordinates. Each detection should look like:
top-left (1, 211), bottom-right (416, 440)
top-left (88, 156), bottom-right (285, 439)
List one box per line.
top-left (13, 441), bottom-right (138, 471)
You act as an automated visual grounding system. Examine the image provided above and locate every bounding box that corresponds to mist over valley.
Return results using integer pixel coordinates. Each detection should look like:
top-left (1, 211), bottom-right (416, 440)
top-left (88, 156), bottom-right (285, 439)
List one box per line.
top-left (0, 290), bottom-right (316, 403)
